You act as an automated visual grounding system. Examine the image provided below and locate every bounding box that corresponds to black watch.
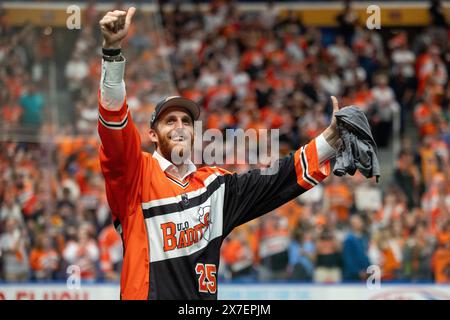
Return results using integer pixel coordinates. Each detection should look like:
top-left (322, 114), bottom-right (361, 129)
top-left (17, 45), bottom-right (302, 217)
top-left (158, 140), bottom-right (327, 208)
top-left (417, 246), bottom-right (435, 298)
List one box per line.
top-left (102, 47), bottom-right (121, 56)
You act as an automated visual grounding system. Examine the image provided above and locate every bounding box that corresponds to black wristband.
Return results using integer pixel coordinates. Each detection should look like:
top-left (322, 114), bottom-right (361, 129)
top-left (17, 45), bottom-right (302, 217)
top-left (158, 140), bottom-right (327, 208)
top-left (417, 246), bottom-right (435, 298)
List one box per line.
top-left (102, 47), bottom-right (121, 56)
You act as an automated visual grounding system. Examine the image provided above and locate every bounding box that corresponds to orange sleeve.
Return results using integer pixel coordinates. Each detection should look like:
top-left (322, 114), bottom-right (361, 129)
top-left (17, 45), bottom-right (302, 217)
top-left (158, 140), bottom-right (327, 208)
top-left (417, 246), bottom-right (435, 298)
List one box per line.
top-left (294, 138), bottom-right (330, 190)
top-left (30, 250), bottom-right (41, 271)
top-left (97, 90), bottom-right (147, 222)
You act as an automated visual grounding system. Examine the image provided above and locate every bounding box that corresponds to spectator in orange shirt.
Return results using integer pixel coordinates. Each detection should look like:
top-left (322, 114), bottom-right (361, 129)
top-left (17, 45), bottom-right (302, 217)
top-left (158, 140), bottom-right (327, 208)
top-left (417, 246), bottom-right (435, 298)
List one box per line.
top-left (414, 93), bottom-right (442, 138)
top-left (30, 233), bottom-right (60, 280)
top-left (369, 228), bottom-right (402, 280)
top-left (277, 199), bottom-right (303, 233)
top-left (350, 82), bottom-right (372, 113)
top-left (1, 95), bottom-right (22, 125)
top-left (98, 223), bottom-right (123, 281)
top-left (221, 228), bottom-right (256, 281)
top-left (206, 108), bottom-right (235, 131)
top-left (437, 221), bottom-right (450, 246)
top-left (417, 46), bottom-right (447, 96)
top-left (324, 175), bottom-right (353, 225)
top-left (431, 242), bottom-right (450, 283)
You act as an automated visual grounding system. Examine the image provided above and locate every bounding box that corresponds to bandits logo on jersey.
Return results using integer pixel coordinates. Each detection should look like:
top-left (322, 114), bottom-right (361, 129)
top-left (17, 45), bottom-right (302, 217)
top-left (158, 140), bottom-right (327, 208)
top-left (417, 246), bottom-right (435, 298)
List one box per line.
top-left (161, 206), bottom-right (212, 252)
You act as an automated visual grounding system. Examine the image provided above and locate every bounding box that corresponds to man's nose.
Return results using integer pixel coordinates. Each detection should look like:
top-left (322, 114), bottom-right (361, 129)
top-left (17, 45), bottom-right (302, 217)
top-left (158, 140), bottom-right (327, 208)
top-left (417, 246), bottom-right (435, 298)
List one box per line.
top-left (173, 118), bottom-right (185, 129)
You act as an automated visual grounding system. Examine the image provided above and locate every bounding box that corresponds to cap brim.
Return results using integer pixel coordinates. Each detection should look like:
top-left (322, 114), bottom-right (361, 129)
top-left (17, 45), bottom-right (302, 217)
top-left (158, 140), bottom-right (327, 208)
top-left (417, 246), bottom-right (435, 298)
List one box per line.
top-left (157, 97), bottom-right (200, 122)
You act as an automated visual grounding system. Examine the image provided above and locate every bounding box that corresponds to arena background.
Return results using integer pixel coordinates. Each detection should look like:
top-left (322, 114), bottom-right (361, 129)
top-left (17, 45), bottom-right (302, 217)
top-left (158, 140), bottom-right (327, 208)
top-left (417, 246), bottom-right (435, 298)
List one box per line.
top-left (0, 0), bottom-right (449, 300)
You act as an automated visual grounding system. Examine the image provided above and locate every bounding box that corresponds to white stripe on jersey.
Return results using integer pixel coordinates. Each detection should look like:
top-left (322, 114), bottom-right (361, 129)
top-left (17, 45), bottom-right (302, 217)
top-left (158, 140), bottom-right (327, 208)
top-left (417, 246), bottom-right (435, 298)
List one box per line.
top-left (141, 173), bottom-right (221, 210)
top-left (98, 107), bottom-right (129, 130)
top-left (145, 182), bottom-right (225, 263)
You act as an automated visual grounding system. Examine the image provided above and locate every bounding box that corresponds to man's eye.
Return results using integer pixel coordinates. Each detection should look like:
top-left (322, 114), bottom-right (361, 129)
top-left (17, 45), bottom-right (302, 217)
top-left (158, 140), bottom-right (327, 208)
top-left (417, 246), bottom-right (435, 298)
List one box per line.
top-left (167, 120), bottom-right (174, 125)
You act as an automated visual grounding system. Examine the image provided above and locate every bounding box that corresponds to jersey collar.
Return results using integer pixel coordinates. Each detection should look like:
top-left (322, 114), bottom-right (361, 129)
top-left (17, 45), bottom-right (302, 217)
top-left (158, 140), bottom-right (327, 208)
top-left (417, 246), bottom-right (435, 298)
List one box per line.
top-left (153, 151), bottom-right (197, 181)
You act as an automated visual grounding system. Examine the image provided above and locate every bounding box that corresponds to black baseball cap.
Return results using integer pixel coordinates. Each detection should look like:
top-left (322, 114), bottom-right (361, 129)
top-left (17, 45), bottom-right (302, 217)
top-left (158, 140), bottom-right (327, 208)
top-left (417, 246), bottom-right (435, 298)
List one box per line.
top-left (150, 96), bottom-right (200, 128)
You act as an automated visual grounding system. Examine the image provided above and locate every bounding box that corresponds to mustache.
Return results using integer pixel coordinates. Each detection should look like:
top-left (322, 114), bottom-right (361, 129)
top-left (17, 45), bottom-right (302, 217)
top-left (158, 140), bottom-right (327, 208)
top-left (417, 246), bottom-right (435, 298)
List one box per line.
top-left (169, 128), bottom-right (193, 141)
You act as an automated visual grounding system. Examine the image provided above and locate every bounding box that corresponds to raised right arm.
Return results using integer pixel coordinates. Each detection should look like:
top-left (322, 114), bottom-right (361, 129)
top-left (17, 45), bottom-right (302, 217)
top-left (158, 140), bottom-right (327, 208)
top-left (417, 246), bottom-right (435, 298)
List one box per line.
top-left (97, 8), bottom-right (145, 222)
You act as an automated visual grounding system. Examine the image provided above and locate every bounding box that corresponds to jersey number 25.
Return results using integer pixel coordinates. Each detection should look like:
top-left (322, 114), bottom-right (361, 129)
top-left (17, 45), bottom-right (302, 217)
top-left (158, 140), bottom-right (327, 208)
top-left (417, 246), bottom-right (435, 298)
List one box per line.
top-left (195, 263), bottom-right (217, 294)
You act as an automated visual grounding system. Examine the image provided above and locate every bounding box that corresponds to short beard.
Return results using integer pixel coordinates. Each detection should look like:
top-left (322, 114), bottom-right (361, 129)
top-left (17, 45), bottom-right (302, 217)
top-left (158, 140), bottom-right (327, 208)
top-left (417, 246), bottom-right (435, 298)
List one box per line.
top-left (156, 129), bottom-right (193, 165)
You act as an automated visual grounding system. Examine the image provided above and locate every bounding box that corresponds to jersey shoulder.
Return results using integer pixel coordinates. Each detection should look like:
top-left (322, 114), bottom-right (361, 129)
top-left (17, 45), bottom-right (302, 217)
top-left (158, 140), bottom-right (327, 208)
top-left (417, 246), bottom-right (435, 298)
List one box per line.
top-left (196, 165), bottom-right (233, 177)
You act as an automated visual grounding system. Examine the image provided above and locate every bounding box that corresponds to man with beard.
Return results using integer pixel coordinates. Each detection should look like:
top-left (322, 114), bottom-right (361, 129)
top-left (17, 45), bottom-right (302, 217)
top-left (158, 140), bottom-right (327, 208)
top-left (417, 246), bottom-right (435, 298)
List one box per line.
top-left (98, 7), bottom-right (341, 299)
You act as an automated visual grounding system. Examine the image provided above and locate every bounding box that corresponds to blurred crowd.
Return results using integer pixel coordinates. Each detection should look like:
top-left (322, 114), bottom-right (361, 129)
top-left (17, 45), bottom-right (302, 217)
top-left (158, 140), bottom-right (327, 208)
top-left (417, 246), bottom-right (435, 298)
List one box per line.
top-left (0, 0), bottom-right (449, 283)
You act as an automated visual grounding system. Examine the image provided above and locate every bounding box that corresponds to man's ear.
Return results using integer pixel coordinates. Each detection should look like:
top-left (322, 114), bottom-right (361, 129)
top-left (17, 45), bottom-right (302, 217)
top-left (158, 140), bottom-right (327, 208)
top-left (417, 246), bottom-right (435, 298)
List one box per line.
top-left (148, 128), bottom-right (158, 144)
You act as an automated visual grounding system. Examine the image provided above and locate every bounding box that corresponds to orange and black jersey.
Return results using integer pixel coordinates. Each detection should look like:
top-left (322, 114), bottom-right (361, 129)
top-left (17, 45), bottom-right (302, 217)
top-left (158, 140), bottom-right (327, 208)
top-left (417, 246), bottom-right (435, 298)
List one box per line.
top-left (98, 96), bottom-right (331, 300)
